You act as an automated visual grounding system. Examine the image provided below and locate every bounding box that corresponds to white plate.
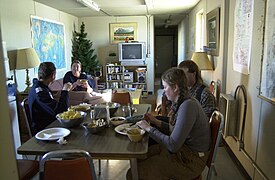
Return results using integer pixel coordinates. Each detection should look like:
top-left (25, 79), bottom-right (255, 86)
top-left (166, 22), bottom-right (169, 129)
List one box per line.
top-left (35, 127), bottom-right (71, 141)
top-left (114, 123), bottom-right (133, 135)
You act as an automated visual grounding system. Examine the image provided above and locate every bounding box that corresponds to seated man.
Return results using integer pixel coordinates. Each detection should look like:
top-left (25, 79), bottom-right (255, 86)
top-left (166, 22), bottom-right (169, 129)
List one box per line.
top-left (178, 60), bottom-right (216, 118)
top-left (28, 62), bottom-right (73, 134)
top-left (63, 60), bottom-right (96, 93)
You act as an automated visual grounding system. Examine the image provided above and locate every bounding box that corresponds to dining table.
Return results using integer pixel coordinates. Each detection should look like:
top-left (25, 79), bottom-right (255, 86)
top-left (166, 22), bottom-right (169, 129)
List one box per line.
top-left (17, 103), bottom-right (151, 180)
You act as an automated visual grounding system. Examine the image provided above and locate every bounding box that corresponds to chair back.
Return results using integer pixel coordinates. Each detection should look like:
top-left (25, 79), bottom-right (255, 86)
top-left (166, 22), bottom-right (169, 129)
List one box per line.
top-left (161, 94), bottom-right (168, 116)
top-left (111, 92), bottom-right (131, 106)
top-left (40, 149), bottom-right (97, 180)
top-left (209, 81), bottom-right (215, 94)
top-left (21, 98), bottom-right (34, 138)
top-left (206, 111), bottom-right (224, 180)
top-left (215, 80), bottom-right (221, 109)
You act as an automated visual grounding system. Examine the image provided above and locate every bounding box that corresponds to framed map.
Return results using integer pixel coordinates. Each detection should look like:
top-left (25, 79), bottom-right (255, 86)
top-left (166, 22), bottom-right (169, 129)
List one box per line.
top-left (260, 0), bottom-right (275, 103)
top-left (31, 16), bottom-right (66, 70)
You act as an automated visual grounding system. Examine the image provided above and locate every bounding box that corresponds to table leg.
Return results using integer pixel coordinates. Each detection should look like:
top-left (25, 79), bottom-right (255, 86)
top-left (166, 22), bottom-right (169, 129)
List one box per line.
top-left (130, 158), bottom-right (138, 180)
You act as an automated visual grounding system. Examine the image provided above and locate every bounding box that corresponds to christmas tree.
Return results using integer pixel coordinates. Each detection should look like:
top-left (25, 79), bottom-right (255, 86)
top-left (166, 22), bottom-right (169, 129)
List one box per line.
top-left (71, 22), bottom-right (100, 75)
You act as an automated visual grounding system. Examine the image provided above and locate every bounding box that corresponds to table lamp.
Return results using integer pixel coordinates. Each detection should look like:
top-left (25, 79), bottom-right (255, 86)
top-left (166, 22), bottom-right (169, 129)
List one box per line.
top-left (16, 48), bottom-right (40, 92)
top-left (191, 52), bottom-right (213, 70)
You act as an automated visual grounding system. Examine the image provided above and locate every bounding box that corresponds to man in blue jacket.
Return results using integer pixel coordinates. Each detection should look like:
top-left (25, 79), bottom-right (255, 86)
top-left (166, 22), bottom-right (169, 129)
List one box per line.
top-left (28, 62), bottom-right (72, 134)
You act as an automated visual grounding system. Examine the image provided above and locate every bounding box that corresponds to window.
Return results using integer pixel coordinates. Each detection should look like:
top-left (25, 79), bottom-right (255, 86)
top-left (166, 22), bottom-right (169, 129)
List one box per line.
top-left (195, 9), bottom-right (205, 51)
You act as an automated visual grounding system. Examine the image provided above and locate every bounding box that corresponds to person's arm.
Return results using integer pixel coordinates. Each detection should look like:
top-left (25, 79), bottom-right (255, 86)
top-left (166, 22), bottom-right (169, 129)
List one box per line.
top-left (36, 89), bottom-right (68, 115)
top-left (147, 100), bottom-right (199, 153)
top-left (142, 113), bottom-right (170, 133)
top-left (79, 74), bottom-right (93, 93)
top-left (63, 72), bottom-right (70, 84)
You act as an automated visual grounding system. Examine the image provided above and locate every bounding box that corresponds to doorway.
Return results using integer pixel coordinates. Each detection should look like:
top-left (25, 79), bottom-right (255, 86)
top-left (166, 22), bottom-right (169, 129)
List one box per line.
top-left (154, 26), bottom-right (178, 82)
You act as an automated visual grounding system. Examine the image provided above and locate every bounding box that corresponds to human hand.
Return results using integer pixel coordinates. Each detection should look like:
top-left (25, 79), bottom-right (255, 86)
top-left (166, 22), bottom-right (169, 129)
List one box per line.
top-left (79, 80), bottom-right (93, 93)
top-left (136, 120), bottom-right (151, 132)
top-left (62, 82), bottom-right (73, 91)
top-left (144, 113), bottom-right (158, 125)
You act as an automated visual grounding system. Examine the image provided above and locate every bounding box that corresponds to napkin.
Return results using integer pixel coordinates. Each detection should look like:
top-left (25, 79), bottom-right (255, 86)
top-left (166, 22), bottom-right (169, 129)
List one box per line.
top-left (57, 137), bottom-right (67, 145)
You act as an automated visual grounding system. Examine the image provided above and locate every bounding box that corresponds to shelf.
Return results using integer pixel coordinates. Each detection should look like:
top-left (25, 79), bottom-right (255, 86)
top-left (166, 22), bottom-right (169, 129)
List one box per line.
top-left (106, 64), bottom-right (147, 90)
top-left (107, 80), bottom-right (123, 82)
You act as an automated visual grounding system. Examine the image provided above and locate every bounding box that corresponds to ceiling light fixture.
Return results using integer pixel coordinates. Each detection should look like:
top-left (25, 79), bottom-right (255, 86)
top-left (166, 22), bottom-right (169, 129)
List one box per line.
top-left (77, 0), bottom-right (100, 12)
top-left (145, 0), bottom-right (155, 10)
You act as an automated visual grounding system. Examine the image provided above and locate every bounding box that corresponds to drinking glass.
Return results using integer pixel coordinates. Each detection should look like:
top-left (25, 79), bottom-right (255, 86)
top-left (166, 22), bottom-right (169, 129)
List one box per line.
top-left (122, 105), bottom-right (132, 117)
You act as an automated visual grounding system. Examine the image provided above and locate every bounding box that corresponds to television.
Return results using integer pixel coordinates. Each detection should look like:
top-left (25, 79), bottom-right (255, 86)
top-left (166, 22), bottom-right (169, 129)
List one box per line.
top-left (118, 42), bottom-right (146, 63)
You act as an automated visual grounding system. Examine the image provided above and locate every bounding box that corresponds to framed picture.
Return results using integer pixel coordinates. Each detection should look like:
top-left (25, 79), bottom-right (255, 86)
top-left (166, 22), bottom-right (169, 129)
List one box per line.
top-left (206, 8), bottom-right (220, 56)
top-left (109, 22), bottom-right (137, 44)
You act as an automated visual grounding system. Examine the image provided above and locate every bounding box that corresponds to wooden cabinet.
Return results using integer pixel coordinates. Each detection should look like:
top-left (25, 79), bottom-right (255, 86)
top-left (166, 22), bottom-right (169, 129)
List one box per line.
top-left (106, 64), bottom-right (147, 93)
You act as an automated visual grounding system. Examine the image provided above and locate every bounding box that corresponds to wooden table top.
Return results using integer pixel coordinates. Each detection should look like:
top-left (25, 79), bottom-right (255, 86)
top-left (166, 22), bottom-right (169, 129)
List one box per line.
top-left (17, 104), bottom-right (151, 160)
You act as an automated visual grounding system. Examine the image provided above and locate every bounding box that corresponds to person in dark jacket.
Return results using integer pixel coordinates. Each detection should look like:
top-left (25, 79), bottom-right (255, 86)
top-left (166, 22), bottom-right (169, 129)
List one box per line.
top-left (63, 60), bottom-right (95, 93)
top-left (28, 62), bottom-right (72, 134)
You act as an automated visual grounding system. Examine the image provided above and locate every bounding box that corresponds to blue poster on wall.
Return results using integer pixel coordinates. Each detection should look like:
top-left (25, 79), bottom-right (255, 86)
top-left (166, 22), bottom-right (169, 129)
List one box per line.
top-left (31, 16), bottom-right (66, 70)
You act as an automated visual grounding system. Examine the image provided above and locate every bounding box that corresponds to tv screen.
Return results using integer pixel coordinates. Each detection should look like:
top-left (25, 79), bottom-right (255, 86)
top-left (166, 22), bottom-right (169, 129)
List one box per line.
top-left (118, 42), bottom-right (145, 62)
top-left (122, 44), bottom-right (142, 59)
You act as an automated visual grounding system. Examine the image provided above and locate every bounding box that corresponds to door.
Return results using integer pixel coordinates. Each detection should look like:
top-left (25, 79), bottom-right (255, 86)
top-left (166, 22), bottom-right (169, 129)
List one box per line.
top-left (155, 35), bottom-right (174, 78)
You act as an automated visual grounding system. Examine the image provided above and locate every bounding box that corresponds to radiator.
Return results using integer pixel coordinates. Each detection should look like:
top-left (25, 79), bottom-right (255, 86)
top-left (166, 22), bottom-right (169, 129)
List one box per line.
top-left (220, 93), bottom-right (239, 138)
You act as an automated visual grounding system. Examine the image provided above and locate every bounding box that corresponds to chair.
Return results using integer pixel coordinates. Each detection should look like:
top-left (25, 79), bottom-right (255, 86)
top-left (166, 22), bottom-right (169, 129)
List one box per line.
top-left (17, 159), bottom-right (39, 180)
top-left (193, 111), bottom-right (224, 180)
top-left (21, 98), bottom-right (34, 138)
top-left (215, 80), bottom-right (221, 109)
top-left (205, 111), bottom-right (225, 180)
top-left (111, 91), bottom-right (131, 106)
top-left (39, 149), bottom-right (97, 180)
top-left (161, 93), bottom-right (168, 116)
top-left (209, 81), bottom-right (215, 94)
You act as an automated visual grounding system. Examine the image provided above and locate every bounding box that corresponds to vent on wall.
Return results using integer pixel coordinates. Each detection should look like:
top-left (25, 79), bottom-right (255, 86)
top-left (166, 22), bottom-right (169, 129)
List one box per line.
top-left (220, 93), bottom-right (239, 138)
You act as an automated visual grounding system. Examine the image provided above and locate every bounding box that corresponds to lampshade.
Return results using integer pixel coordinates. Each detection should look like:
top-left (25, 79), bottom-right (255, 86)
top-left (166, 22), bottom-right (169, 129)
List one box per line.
top-left (16, 48), bottom-right (40, 92)
top-left (191, 52), bottom-right (213, 70)
top-left (16, 48), bottom-right (40, 69)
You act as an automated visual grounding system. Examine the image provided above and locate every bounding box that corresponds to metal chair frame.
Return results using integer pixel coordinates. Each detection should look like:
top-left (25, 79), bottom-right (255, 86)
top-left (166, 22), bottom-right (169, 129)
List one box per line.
top-left (39, 149), bottom-right (97, 180)
top-left (206, 110), bottom-right (224, 180)
top-left (21, 98), bottom-right (34, 138)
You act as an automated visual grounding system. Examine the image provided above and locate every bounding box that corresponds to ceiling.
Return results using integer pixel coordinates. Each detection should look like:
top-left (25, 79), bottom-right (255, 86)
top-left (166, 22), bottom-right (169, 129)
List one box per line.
top-left (34, 0), bottom-right (200, 27)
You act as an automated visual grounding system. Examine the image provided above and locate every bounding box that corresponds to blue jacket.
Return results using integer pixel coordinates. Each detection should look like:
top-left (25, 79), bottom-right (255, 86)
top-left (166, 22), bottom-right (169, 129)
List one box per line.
top-left (28, 78), bottom-right (69, 134)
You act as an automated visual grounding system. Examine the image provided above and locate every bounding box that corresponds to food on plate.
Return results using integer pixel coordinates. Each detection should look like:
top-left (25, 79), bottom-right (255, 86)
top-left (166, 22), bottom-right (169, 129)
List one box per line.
top-left (127, 128), bottom-right (140, 135)
top-left (69, 103), bottom-right (91, 111)
top-left (82, 119), bottom-right (106, 134)
top-left (112, 117), bottom-right (125, 121)
top-left (110, 117), bottom-right (126, 126)
top-left (126, 128), bottom-right (145, 142)
top-left (58, 110), bottom-right (81, 120)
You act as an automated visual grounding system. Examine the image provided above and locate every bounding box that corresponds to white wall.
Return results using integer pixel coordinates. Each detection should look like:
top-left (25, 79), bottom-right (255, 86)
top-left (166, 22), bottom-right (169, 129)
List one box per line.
top-left (0, 0), bottom-right (78, 92)
top-left (79, 16), bottom-right (155, 93)
top-left (186, 0), bottom-right (274, 179)
top-left (178, 16), bottom-right (188, 63)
